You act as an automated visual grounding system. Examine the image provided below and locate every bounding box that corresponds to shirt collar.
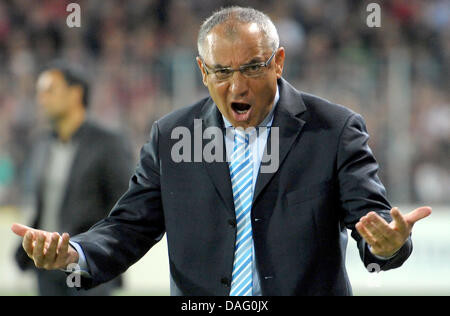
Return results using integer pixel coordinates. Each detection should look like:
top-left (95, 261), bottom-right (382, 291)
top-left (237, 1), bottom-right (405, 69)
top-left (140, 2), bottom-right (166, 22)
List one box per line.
top-left (222, 85), bottom-right (279, 128)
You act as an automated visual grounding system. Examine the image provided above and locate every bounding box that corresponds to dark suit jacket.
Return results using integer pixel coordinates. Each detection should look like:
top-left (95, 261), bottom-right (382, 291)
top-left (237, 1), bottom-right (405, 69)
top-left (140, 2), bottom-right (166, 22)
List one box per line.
top-left (15, 120), bottom-right (134, 288)
top-left (71, 79), bottom-right (413, 295)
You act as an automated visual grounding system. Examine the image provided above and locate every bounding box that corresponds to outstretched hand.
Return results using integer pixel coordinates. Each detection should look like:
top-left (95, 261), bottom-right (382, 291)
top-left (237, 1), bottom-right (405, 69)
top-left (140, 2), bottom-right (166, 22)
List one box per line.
top-left (11, 223), bottom-right (79, 270)
top-left (356, 206), bottom-right (432, 258)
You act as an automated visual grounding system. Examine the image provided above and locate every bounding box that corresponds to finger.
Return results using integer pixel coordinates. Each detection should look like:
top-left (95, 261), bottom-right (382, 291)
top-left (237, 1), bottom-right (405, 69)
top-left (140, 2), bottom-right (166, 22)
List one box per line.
top-left (45, 233), bottom-right (60, 262)
top-left (11, 223), bottom-right (52, 241)
top-left (356, 221), bottom-right (377, 246)
top-left (57, 233), bottom-right (70, 257)
top-left (43, 230), bottom-right (56, 249)
top-left (11, 223), bottom-right (34, 237)
top-left (362, 216), bottom-right (389, 242)
top-left (390, 207), bottom-right (408, 233)
top-left (22, 231), bottom-right (35, 258)
top-left (404, 206), bottom-right (432, 226)
top-left (366, 212), bottom-right (397, 240)
top-left (33, 232), bottom-right (46, 267)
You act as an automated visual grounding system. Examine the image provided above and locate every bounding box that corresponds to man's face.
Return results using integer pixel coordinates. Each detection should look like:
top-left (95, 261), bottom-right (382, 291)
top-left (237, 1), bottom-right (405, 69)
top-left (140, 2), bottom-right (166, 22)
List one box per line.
top-left (36, 70), bottom-right (74, 121)
top-left (197, 23), bottom-right (284, 128)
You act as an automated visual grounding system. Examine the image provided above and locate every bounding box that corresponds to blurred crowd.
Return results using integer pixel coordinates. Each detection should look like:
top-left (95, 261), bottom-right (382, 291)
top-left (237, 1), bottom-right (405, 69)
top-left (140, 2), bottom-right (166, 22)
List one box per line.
top-left (0, 0), bottom-right (448, 206)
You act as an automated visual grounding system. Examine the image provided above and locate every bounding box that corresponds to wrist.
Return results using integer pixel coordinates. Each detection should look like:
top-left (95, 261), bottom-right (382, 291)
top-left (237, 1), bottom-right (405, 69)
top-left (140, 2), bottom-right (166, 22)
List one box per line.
top-left (67, 245), bottom-right (80, 266)
top-left (368, 244), bottom-right (400, 260)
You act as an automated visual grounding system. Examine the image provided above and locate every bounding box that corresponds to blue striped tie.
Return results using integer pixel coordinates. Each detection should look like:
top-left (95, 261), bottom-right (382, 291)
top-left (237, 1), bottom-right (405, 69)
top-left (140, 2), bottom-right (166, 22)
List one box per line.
top-left (229, 128), bottom-right (253, 296)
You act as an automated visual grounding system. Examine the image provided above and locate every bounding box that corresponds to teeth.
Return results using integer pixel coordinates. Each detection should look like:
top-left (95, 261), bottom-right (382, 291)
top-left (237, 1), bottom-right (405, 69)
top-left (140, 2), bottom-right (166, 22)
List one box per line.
top-left (236, 110), bottom-right (248, 114)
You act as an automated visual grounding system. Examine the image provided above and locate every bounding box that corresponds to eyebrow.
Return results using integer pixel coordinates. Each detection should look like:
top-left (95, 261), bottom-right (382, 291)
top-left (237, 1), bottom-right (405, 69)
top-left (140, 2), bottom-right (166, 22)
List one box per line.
top-left (211, 63), bottom-right (227, 69)
top-left (245, 57), bottom-right (264, 65)
top-left (211, 57), bottom-right (264, 69)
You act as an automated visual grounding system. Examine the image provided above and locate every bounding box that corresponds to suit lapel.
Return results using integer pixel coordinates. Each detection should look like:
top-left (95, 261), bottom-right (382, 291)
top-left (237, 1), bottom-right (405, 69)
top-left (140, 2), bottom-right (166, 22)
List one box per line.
top-left (35, 137), bottom-right (52, 219)
top-left (252, 79), bottom-right (307, 204)
top-left (201, 99), bottom-right (236, 216)
top-left (59, 121), bottom-right (90, 215)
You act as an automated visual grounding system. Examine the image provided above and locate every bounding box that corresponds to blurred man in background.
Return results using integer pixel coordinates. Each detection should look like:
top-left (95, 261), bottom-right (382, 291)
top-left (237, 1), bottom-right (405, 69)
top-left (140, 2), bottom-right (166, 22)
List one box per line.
top-left (14, 62), bottom-right (134, 296)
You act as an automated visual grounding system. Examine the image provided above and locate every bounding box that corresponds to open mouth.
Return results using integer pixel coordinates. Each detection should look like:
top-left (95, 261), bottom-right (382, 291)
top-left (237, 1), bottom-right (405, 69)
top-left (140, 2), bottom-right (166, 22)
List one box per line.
top-left (231, 102), bottom-right (251, 114)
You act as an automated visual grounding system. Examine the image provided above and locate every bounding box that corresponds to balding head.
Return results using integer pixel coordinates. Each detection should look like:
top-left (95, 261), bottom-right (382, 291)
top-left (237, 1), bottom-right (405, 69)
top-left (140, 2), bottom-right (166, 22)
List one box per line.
top-left (197, 6), bottom-right (279, 59)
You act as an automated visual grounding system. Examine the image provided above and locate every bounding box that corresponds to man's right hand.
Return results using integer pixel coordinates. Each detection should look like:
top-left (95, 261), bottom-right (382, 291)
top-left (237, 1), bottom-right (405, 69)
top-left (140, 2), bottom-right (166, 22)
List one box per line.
top-left (11, 223), bottom-right (79, 270)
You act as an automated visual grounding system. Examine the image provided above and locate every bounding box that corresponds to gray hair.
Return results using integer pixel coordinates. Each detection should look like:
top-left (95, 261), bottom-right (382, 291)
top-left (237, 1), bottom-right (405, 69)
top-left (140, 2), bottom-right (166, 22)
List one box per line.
top-left (197, 6), bottom-right (279, 59)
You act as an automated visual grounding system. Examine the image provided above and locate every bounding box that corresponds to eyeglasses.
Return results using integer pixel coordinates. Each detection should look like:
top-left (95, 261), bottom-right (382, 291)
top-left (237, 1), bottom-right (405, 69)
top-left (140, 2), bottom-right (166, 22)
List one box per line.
top-left (200, 49), bottom-right (277, 82)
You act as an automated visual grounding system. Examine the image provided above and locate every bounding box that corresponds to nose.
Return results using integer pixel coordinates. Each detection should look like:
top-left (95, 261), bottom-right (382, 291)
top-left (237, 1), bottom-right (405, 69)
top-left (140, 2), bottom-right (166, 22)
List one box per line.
top-left (229, 71), bottom-right (248, 98)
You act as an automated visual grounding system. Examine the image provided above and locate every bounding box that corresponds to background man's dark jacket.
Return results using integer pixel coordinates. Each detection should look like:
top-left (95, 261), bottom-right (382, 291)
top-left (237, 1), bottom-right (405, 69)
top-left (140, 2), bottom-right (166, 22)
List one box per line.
top-left (15, 120), bottom-right (134, 290)
top-left (71, 79), bottom-right (412, 295)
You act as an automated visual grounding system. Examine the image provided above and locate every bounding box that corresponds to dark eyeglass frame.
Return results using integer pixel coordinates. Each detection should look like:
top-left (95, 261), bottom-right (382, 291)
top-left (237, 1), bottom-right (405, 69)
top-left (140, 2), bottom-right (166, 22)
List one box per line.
top-left (200, 49), bottom-right (277, 81)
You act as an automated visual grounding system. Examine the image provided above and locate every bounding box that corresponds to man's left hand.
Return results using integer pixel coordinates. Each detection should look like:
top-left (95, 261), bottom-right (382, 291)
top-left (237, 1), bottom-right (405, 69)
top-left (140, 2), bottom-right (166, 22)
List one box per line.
top-left (356, 206), bottom-right (432, 258)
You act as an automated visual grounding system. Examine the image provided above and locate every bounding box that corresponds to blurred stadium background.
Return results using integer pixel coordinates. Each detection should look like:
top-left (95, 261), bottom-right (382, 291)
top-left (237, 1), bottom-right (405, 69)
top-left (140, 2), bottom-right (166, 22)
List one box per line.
top-left (0, 0), bottom-right (448, 295)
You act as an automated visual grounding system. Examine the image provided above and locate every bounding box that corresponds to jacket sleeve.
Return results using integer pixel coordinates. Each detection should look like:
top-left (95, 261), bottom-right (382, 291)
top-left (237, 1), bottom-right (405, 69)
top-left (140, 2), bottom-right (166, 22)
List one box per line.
top-left (71, 121), bottom-right (165, 289)
top-left (337, 113), bottom-right (412, 271)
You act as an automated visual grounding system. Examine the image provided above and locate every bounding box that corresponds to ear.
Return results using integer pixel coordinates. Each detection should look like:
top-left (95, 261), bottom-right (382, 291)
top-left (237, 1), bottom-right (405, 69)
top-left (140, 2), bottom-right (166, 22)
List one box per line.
top-left (196, 57), bottom-right (208, 87)
top-left (70, 85), bottom-right (84, 108)
top-left (274, 47), bottom-right (285, 79)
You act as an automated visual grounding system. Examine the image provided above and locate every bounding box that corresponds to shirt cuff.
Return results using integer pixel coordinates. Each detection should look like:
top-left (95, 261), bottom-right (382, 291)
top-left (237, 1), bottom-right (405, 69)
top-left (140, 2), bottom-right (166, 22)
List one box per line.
top-left (62, 240), bottom-right (91, 278)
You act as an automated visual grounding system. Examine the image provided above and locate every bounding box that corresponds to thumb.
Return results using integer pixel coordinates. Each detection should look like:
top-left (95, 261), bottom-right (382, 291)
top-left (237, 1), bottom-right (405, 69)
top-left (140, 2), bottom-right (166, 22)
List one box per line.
top-left (11, 223), bottom-right (34, 237)
top-left (404, 206), bottom-right (432, 225)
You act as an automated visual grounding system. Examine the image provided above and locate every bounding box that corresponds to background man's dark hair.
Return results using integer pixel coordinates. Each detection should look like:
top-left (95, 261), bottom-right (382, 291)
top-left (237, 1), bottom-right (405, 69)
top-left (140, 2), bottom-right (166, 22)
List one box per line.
top-left (41, 61), bottom-right (90, 109)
